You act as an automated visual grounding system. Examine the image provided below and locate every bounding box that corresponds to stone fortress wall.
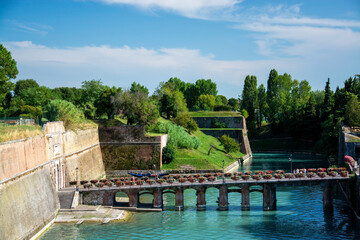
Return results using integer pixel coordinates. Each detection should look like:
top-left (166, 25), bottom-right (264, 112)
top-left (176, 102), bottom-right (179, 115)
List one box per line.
top-left (0, 122), bottom-right (105, 240)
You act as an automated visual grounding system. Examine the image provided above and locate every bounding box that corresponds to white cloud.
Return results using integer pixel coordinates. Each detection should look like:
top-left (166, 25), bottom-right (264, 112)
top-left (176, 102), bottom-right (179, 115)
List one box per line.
top-left (5, 20), bottom-right (52, 35)
top-left (4, 41), bottom-right (299, 95)
top-left (96, 0), bottom-right (241, 20)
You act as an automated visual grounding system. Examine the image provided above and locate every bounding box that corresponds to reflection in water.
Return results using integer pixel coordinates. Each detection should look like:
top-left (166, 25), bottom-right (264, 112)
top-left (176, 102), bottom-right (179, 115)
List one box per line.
top-left (40, 153), bottom-right (360, 240)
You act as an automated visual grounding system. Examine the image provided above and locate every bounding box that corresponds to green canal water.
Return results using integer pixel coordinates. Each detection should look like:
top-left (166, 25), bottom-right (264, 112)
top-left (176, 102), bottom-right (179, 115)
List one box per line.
top-left (40, 153), bottom-right (360, 239)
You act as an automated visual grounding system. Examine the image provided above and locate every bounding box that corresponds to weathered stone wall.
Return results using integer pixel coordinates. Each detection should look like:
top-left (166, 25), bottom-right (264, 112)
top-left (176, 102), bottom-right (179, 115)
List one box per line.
top-left (0, 165), bottom-right (59, 240)
top-left (201, 129), bottom-right (242, 142)
top-left (0, 136), bottom-right (47, 181)
top-left (99, 126), bottom-right (165, 170)
top-left (192, 116), bottom-right (244, 128)
top-left (0, 121), bottom-right (105, 239)
top-left (63, 145), bottom-right (105, 184)
top-left (102, 144), bottom-right (161, 170)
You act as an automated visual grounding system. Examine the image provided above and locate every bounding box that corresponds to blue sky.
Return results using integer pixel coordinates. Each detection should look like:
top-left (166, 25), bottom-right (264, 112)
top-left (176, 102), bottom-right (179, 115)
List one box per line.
top-left (1, 0), bottom-right (359, 98)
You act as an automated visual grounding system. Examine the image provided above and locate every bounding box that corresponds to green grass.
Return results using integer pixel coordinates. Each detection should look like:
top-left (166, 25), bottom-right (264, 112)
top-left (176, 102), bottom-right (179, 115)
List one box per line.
top-left (189, 111), bottom-right (242, 117)
top-left (0, 124), bottom-right (43, 143)
top-left (162, 130), bottom-right (244, 170)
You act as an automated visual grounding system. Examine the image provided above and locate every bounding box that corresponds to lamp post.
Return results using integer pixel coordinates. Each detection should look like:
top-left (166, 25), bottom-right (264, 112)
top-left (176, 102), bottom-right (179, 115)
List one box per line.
top-left (222, 160), bottom-right (225, 184)
top-left (289, 154), bottom-right (292, 173)
top-left (76, 167), bottom-right (79, 191)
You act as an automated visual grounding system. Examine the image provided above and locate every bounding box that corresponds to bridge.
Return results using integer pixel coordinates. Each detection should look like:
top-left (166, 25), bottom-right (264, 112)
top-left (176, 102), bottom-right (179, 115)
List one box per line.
top-left (75, 175), bottom-right (349, 212)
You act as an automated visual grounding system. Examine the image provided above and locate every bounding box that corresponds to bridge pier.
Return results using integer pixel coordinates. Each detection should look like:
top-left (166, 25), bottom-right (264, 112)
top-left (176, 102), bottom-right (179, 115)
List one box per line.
top-left (263, 183), bottom-right (276, 211)
top-left (196, 186), bottom-right (206, 211)
top-left (128, 189), bottom-right (139, 208)
top-left (175, 188), bottom-right (184, 211)
top-left (218, 185), bottom-right (229, 211)
top-left (323, 181), bottom-right (333, 212)
top-left (241, 185), bottom-right (250, 211)
top-left (153, 188), bottom-right (163, 208)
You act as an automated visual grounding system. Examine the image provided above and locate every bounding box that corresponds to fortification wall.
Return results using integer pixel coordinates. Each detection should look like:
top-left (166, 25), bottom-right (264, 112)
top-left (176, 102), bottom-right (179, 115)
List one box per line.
top-left (200, 129), bottom-right (242, 142)
top-left (64, 145), bottom-right (105, 184)
top-left (0, 165), bottom-right (59, 240)
top-left (99, 126), bottom-right (166, 170)
top-left (0, 136), bottom-right (47, 181)
top-left (192, 116), bottom-right (244, 128)
top-left (0, 121), bottom-right (105, 239)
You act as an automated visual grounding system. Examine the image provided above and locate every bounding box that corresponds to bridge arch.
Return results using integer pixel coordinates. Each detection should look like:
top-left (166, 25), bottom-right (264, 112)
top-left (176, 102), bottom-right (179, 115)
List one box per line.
top-left (114, 190), bottom-right (130, 207)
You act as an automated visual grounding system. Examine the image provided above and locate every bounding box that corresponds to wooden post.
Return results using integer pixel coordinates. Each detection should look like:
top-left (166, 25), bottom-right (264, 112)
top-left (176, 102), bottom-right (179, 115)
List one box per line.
top-left (263, 183), bottom-right (276, 211)
top-left (218, 185), bottom-right (229, 211)
top-left (241, 185), bottom-right (250, 211)
top-left (153, 188), bottom-right (163, 208)
top-left (175, 188), bottom-right (184, 211)
top-left (323, 180), bottom-right (333, 212)
top-left (128, 189), bottom-right (139, 208)
top-left (196, 186), bottom-right (206, 211)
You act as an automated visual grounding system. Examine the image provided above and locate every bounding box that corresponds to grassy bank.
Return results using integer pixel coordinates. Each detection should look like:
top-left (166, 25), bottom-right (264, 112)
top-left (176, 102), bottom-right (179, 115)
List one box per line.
top-left (162, 130), bottom-right (244, 170)
top-left (0, 125), bottom-right (43, 143)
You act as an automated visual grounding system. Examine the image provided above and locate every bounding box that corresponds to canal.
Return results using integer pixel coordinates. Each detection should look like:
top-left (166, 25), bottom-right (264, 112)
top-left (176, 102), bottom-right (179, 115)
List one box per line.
top-left (40, 153), bottom-right (360, 239)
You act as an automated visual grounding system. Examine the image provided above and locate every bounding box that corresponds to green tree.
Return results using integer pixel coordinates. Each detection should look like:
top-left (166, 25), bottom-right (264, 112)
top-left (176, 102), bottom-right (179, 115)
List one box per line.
top-left (173, 112), bottom-right (199, 134)
top-left (219, 135), bottom-right (240, 153)
top-left (344, 94), bottom-right (360, 127)
top-left (112, 90), bottom-right (159, 125)
top-left (198, 94), bottom-right (216, 111)
top-left (266, 69), bottom-right (279, 125)
top-left (130, 82), bottom-right (149, 96)
top-left (19, 86), bottom-right (53, 107)
top-left (162, 145), bottom-right (175, 164)
top-left (0, 44), bottom-right (18, 111)
top-left (44, 100), bottom-right (85, 129)
top-left (257, 84), bottom-right (267, 127)
top-left (14, 79), bottom-right (39, 96)
top-left (52, 87), bottom-right (83, 106)
top-left (241, 75), bottom-right (257, 130)
top-left (184, 79), bottom-right (217, 109)
top-left (94, 87), bottom-right (122, 119)
top-left (215, 95), bottom-right (227, 105)
top-left (158, 82), bottom-right (188, 119)
top-left (80, 79), bottom-right (108, 119)
top-left (228, 98), bottom-right (239, 111)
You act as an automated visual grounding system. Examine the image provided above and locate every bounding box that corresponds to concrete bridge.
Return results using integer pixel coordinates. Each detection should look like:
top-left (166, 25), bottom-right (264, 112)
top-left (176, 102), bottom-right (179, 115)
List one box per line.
top-left (76, 176), bottom-right (349, 212)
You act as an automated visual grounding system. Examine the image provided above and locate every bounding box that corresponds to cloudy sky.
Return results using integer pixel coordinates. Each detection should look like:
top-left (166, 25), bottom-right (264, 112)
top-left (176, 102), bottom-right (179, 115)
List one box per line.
top-left (1, 0), bottom-right (359, 98)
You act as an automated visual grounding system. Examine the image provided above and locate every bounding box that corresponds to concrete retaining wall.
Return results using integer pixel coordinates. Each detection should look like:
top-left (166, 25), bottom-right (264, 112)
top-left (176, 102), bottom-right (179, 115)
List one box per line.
top-left (0, 136), bottom-right (47, 181)
top-left (0, 165), bottom-right (59, 240)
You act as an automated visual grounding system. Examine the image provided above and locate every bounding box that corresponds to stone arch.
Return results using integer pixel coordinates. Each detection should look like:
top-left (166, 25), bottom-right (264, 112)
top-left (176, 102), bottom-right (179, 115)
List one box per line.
top-left (113, 190), bottom-right (130, 207)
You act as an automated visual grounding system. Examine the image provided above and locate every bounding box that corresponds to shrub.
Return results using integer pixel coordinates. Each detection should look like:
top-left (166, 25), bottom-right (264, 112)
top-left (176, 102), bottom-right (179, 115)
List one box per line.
top-left (162, 145), bottom-right (175, 164)
top-left (149, 121), bottom-right (200, 149)
top-left (214, 104), bottom-right (232, 111)
top-left (44, 100), bottom-right (84, 129)
top-left (173, 113), bottom-right (199, 134)
top-left (218, 135), bottom-right (240, 153)
top-left (212, 119), bottom-right (226, 128)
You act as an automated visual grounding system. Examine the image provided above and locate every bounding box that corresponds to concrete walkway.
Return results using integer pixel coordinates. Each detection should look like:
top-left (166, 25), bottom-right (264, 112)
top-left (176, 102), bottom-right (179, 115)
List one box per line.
top-left (55, 205), bottom-right (128, 224)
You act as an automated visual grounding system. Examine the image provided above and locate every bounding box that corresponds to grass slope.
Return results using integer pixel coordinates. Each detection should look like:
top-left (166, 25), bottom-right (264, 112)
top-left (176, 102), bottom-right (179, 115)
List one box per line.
top-left (162, 130), bottom-right (244, 170)
top-left (0, 125), bottom-right (43, 143)
top-left (189, 111), bottom-right (241, 117)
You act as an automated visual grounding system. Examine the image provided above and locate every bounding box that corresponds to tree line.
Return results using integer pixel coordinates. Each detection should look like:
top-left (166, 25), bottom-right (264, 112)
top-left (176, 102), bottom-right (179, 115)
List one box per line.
top-left (240, 69), bottom-right (360, 155)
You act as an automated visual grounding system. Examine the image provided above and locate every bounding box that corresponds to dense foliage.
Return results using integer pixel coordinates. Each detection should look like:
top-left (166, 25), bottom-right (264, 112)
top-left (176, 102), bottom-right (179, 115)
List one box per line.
top-left (149, 121), bottom-right (200, 149)
top-left (218, 134), bottom-right (240, 153)
top-left (240, 68), bottom-right (360, 155)
top-left (162, 145), bottom-right (175, 164)
top-left (44, 100), bottom-right (84, 128)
